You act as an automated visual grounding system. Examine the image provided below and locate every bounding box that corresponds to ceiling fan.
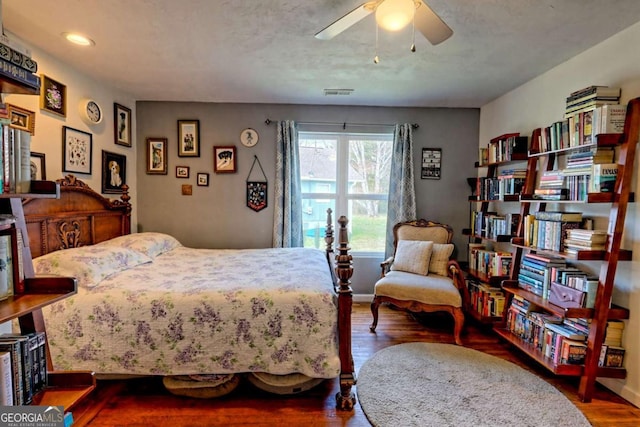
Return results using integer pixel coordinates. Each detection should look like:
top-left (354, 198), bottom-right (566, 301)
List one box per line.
top-left (315, 0), bottom-right (453, 45)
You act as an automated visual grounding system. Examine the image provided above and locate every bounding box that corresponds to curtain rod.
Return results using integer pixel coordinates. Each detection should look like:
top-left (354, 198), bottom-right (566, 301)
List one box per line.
top-left (263, 119), bottom-right (419, 130)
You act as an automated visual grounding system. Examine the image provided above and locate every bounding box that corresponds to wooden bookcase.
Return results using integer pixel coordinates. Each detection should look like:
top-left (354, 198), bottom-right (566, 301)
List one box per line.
top-left (0, 75), bottom-right (96, 410)
top-left (463, 140), bottom-right (527, 323)
top-left (493, 97), bottom-right (640, 402)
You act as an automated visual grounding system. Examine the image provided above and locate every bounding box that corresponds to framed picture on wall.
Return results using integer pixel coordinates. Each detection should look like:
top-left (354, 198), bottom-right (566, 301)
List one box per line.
top-left (146, 137), bottom-right (168, 174)
top-left (213, 145), bottom-right (236, 173)
top-left (30, 152), bottom-right (46, 180)
top-left (7, 104), bottom-right (36, 135)
top-left (40, 74), bottom-right (67, 117)
top-left (63, 126), bottom-right (92, 174)
top-left (176, 166), bottom-right (190, 178)
top-left (197, 172), bottom-right (209, 186)
top-left (114, 103), bottom-right (132, 147)
top-left (178, 119), bottom-right (200, 157)
top-left (102, 150), bottom-right (126, 194)
top-left (421, 148), bottom-right (442, 179)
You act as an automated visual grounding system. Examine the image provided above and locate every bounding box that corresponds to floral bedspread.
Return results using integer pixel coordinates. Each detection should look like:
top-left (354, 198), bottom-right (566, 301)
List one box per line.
top-left (40, 247), bottom-right (341, 378)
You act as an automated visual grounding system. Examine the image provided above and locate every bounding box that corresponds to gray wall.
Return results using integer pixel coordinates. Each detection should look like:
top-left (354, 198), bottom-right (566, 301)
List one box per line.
top-left (136, 102), bottom-right (479, 294)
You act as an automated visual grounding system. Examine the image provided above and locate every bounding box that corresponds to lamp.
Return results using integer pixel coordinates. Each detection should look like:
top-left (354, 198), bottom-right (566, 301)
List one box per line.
top-left (375, 0), bottom-right (416, 32)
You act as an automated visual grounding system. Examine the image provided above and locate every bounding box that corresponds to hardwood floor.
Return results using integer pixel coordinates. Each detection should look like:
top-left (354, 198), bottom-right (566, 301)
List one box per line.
top-left (69, 303), bottom-right (640, 426)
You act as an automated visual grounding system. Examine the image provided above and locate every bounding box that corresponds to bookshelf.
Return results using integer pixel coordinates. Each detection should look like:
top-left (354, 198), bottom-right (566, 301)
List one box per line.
top-left (0, 75), bottom-right (96, 410)
top-left (463, 139), bottom-right (527, 324)
top-left (493, 97), bottom-right (640, 402)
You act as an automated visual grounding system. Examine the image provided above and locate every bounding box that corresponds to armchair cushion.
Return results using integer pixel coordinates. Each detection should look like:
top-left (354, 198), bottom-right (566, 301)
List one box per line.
top-left (374, 271), bottom-right (462, 307)
top-left (429, 243), bottom-right (455, 276)
top-left (390, 240), bottom-right (433, 275)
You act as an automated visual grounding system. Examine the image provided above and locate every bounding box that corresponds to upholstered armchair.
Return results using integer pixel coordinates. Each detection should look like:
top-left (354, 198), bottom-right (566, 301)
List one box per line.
top-left (370, 219), bottom-right (467, 345)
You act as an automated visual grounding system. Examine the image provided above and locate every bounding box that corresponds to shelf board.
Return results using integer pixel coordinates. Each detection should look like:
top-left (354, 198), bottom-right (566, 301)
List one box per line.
top-left (0, 277), bottom-right (77, 323)
top-left (467, 271), bottom-right (509, 286)
top-left (32, 371), bottom-right (96, 411)
top-left (466, 308), bottom-right (503, 324)
top-left (508, 241), bottom-right (632, 261)
top-left (501, 281), bottom-right (630, 320)
top-left (0, 181), bottom-right (61, 199)
top-left (520, 192), bottom-right (635, 203)
top-left (528, 134), bottom-right (623, 158)
top-left (494, 328), bottom-right (627, 379)
top-left (0, 78), bottom-right (39, 95)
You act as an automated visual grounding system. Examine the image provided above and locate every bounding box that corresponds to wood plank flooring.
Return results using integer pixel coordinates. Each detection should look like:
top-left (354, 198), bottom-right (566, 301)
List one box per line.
top-left (69, 303), bottom-right (640, 426)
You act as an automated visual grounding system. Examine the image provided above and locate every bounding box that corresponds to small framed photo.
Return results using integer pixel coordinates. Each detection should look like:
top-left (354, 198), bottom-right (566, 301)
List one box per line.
top-left (176, 166), bottom-right (190, 178)
top-left (146, 137), bottom-right (168, 174)
top-left (30, 152), bottom-right (46, 180)
top-left (102, 151), bottom-right (127, 194)
top-left (114, 103), bottom-right (132, 147)
top-left (197, 172), bottom-right (209, 186)
top-left (40, 74), bottom-right (67, 117)
top-left (421, 148), bottom-right (442, 179)
top-left (214, 146), bottom-right (237, 173)
top-left (63, 126), bottom-right (92, 174)
top-left (7, 104), bottom-right (36, 135)
top-left (178, 119), bottom-right (200, 157)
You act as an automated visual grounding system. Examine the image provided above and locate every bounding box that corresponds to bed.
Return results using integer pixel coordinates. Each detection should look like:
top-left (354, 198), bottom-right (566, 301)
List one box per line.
top-left (20, 175), bottom-right (356, 410)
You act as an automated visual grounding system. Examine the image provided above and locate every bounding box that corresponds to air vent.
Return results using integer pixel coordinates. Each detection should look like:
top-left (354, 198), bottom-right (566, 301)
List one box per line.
top-left (323, 88), bottom-right (354, 96)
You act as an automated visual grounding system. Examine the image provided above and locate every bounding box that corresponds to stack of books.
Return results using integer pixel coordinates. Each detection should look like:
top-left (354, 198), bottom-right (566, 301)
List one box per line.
top-left (564, 229), bottom-right (608, 252)
top-left (534, 170), bottom-right (567, 200)
top-left (599, 320), bottom-right (626, 368)
top-left (564, 85), bottom-right (621, 118)
top-left (0, 34), bottom-right (40, 92)
top-left (518, 253), bottom-right (567, 298)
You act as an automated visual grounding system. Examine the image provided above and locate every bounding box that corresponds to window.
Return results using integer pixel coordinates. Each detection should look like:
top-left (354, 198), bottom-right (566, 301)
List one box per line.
top-left (299, 131), bottom-right (393, 255)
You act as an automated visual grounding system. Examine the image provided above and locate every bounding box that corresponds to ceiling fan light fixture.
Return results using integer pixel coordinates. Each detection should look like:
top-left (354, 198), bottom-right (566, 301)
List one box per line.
top-left (375, 0), bottom-right (415, 32)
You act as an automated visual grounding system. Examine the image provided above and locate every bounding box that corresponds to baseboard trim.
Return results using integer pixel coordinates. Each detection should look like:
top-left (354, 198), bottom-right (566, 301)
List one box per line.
top-left (353, 294), bottom-right (374, 303)
top-left (598, 378), bottom-right (640, 408)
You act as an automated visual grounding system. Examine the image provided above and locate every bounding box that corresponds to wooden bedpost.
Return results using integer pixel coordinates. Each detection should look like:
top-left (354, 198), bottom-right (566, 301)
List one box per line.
top-left (334, 215), bottom-right (356, 411)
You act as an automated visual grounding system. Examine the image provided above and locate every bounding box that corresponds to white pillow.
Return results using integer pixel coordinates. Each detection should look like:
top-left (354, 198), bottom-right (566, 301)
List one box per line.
top-left (99, 232), bottom-right (182, 258)
top-left (33, 245), bottom-right (152, 288)
top-left (390, 240), bottom-right (433, 275)
top-left (429, 243), bottom-right (455, 276)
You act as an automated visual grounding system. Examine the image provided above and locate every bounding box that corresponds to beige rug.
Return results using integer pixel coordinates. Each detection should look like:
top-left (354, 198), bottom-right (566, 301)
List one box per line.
top-left (357, 343), bottom-right (591, 427)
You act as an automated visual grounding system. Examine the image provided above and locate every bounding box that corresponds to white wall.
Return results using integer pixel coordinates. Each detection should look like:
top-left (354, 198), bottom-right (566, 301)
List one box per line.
top-left (480, 21), bottom-right (640, 407)
top-left (3, 32), bottom-right (138, 228)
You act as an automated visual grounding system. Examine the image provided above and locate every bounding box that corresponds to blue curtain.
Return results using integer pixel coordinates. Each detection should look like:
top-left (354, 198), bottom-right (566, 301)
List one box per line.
top-left (385, 123), bottom-right (417, 258)
top-left (272, 120), bottom-right (303, 247)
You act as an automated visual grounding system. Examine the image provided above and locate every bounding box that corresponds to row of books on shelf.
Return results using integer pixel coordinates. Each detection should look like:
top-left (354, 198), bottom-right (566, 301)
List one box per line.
top-left (0, 122), bottom-right (32, 194)
top-left (0, 331), bottom-right (47, 406)
top-left (517, 252), bottom-right (599, 309)
top-left (470, 211), bottom-right (520, 240)
top-left (473, 170), bottom-right (526, 201)
top-left (506, 298), bottom-right (626, 368)
top-left (468, 244), bottom-right (512, 280)
top-left (466, 278), bottom-right (505, 318)
top-left (533, 163), bottom-right (617, 201)
top-left (0, 34), bottom-right (40, 91)
top-left (0, 220), bottom-right (24, 301)
top-left (478, 134), bottom-right (528, 165)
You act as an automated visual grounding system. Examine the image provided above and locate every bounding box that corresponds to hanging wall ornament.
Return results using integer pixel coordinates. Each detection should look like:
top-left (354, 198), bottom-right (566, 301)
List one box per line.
top-left (246, 155), bottom-right (268, 212)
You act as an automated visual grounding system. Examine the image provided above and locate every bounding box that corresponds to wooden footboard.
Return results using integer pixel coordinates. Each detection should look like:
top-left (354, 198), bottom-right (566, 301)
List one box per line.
top-left (324, 209), bottom-right (356, 411)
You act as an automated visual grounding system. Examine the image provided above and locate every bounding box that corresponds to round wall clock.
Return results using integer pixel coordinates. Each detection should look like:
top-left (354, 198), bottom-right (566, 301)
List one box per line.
top-left (80, 99), bottom-right (103, 124)
top-left (240, 128), bottom-right (259, 147)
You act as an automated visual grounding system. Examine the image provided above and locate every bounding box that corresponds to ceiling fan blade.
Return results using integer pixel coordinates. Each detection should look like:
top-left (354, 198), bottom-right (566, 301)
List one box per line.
top-left (315, 3), bottom-right (373, 40)
top-left (415, 1), bottom-right (453, 45)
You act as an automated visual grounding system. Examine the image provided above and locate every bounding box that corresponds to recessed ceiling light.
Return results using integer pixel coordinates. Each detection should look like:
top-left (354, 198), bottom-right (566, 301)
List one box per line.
top-left (62, 32), bottom-right (95, 46)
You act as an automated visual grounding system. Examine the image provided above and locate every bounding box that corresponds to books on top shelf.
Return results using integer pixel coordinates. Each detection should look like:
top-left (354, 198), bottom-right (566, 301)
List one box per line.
top-left (565, 86), bottom-right (621, 115)
top-left (0, 121), bottom-right (32, 194)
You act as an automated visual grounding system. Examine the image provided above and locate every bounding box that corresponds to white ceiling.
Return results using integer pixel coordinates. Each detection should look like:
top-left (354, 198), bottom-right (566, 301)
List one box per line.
top-left (4, 0), bottom-right (640, 108)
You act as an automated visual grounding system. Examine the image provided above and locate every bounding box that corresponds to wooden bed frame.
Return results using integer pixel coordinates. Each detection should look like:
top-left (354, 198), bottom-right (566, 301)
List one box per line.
top-left (21, 175), bottom-right (356, 410)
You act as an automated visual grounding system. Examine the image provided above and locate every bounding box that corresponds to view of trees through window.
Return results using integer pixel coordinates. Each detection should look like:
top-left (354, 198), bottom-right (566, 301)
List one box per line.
top-left (299, 131), bottom-right (393, 254)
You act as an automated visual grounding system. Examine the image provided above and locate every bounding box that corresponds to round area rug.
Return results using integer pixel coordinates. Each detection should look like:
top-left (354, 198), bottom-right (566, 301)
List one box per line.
top-left (357, 343), bottom-right (591, 427)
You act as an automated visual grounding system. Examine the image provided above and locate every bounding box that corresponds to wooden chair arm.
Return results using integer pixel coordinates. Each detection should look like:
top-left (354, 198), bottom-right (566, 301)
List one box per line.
top-left (448, 259), bottom-right (469, 310)
top-left (380, 256), bottom-right (394, 277)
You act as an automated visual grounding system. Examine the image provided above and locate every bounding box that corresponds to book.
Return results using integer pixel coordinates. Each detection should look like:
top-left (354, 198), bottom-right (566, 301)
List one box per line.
top-left (0, 57), bottom-right (41, 90)
top-left (0, 351), bottom-right (13, 406)
top-left (533, 211), bottom-right (582, 222)
top-left (560, 339), bottom-right (587, 365)
top-left (590, 163), bottom-right (618, 193)
top-left (567, 85), bottom-right (621, 101)
top-left (0, 334), bottom-right (32, 404)
top-left (0, 338), bottom-right (23, 405)
top-left (0, 233), bottom-right (13, 301)
top-left (0, 42), bottom-right (38, 73)
top-left (596, 104), bottom-right (626, 134)
top-left (599, 345), bottom-right (625, 368)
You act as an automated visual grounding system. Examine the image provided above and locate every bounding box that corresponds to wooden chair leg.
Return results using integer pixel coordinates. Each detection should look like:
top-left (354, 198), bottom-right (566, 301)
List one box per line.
top-left (452, 307), bottom-right (465, 346)
top-left (370, 297), bottom-right (380, 332)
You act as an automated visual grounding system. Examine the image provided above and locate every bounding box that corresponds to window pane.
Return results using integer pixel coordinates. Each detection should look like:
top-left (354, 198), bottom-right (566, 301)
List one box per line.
top-left (348, 137), bottom-right (392, 196)
top-left (299, 137), bottom-right (337, 184)
top-left (348, 199), bottom-right (388, 253)
top-left (303, 199), bottom-right (336, 249)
